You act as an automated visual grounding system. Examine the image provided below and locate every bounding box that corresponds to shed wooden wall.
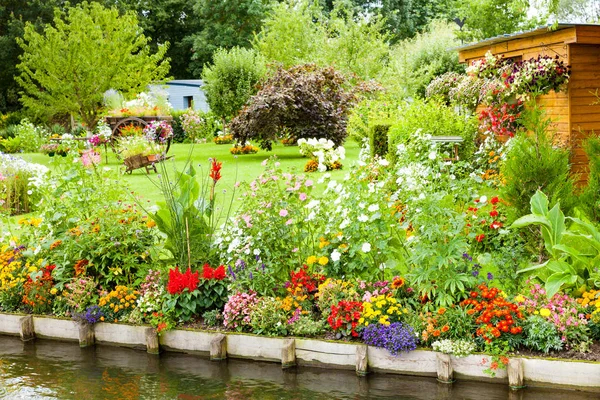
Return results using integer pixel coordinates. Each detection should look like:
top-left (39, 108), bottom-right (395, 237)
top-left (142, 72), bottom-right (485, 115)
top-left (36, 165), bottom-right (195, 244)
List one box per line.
top-left (458, 26), bottom-right (600, 182)
top-left (567, 44), bottom-right (600, 180)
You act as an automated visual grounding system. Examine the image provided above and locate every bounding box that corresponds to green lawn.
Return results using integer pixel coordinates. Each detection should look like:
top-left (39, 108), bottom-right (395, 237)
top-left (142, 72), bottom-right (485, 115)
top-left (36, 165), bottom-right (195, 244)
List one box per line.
top-left (18, 140), bottom-right (361, 206)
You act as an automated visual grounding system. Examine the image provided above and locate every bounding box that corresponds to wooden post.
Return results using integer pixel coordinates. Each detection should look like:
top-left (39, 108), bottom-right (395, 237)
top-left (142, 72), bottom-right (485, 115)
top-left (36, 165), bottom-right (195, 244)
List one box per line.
top-left (78, 323), bottom-right (95, 348)
top-left (210, 334), bottom-right (227, 361)
top-left (19, 315), bottom-right (35, 342)
top-left (436, 353), bottom-right (454, 383)
top-left (145, 327), bottom-right (160, 355)
top-left (508, 358), bottom-right (525, 390)
top-left (355, 344), bottom-right (368, 376)
top-left (281, 338), bottom-right (296, 368)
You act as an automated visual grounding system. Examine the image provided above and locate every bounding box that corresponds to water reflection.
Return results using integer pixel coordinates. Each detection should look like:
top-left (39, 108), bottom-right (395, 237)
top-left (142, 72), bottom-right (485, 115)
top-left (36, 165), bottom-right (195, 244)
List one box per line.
top-left (0, 335), bottom-right (598, 399)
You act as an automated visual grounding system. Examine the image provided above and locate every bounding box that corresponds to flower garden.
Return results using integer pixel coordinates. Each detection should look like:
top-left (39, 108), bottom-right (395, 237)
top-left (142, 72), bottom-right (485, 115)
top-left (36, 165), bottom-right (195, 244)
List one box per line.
top-left (2, 45), bottom-right (600, 386)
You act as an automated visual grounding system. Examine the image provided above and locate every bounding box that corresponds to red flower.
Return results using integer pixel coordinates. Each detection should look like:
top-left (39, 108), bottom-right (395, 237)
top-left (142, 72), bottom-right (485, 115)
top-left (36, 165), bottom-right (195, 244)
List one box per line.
top-left (475, 234), bottom-right (485, 242)
top-left (214, 265), bottom-right (226, 280)
top-left (491, 196), bottom-right (500, 205)
top-left (209, 158), bottom-right (222, 183)
top-left (167, 267), bottom-right (199, 294)
top-left (202, 264), bottom-right (214, 280)
top-left (489, 209), bottom-right (499, 218)
top-left (490, 221), bottom-right (503, 230)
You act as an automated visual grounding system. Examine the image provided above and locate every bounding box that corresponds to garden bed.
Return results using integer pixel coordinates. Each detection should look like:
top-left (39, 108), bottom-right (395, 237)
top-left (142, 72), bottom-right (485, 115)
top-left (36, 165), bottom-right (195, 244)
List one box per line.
top-left (1, 312), bottom-right (599, 392)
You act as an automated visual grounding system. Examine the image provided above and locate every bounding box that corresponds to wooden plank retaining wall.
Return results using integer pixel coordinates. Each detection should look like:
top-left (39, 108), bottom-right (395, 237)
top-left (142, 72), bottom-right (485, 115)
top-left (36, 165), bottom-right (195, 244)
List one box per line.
top-left (0, 312), bottom-right (598, 392)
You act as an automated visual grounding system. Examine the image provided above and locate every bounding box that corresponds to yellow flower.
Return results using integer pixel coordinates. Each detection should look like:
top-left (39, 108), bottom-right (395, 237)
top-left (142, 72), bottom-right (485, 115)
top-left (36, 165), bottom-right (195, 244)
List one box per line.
top-left (306, 256), bottom-right (317, 265)
top-left (514, 294), bottom-right (525, 303)
top-left (50, 288), bottom-right (58, 295)
top-left (539, 308), bottom-right (551, 317)
top-left (318, 256), bottom-right (329, 266)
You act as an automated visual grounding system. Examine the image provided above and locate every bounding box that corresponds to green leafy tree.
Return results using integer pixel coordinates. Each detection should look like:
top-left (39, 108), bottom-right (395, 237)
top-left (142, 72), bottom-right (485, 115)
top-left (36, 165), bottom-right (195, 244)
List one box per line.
top-left (201, 47), bottom-right (266, 124)
top-left (254, 0), bottom-right (325, 68)
top-left (384, 21), bottom-right (464, 98)
top-left (16, 2), bottom-right (170, 128)
top-left (188, 0), bottom-right (273, 76)
top-left (454, 0), bottom-right (533, 42)
top-left (0, 0), bottom-right (133, 113)
top-left (133, 0), bottom-right (203, 79)
top-left (254, 0), bottom-right (390, 81)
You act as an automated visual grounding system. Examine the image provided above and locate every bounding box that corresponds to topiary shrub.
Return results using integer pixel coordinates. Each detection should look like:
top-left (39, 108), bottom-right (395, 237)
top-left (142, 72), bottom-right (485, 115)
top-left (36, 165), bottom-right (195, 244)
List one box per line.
top-left (229, 64), bottom-right (380, 150)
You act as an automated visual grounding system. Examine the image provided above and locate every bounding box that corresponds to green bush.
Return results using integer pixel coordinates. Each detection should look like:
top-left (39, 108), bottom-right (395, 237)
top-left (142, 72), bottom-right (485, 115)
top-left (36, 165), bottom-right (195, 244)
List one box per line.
top-left (170, 110), bottom-right (186, 143)
top-left (202, 47), bottom-right (266, 123)
top-left (388, 99), bottom-right (477, 164)
top-left (0, 119), bottom-right (47, 153)
top-left (249, 297), bottom-right (288, 336)
top-left (577, 136), bottom-right (600, 222)
top-left (501, 102), bottom-right (576, 221)
top-left (370, 124), bottom-right (390, 158)
top-left (522, 315), bottom-right (563, 354)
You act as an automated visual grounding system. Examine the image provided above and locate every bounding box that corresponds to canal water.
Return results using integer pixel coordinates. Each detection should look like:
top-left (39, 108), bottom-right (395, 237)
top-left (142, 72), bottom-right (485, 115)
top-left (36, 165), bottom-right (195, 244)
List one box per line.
top-left (0, 335), bottom-right (598, 399)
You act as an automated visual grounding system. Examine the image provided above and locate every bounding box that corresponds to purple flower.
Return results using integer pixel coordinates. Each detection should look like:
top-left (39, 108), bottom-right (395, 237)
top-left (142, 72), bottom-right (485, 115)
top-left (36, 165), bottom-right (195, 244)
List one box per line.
top-left (462, 253), bottom-right (473, 261)
top-left (227, 265), bottom-right (236, 280)
top-left (362, 322), bottom-right (418, 356)
top-left (472, 271), bottom-right (479, 277)
top-left (487, 272), bottom-right (494, 280)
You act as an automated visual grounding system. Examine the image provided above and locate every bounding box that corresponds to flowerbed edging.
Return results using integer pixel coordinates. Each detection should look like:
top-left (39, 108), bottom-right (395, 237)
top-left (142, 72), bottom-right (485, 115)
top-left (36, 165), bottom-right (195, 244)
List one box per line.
top-left (0, 312), bottom-right (599, 392)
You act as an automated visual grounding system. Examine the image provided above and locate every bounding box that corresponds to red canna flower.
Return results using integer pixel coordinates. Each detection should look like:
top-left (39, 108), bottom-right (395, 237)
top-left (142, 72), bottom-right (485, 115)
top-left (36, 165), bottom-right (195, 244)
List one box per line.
top-left (209, 158), bottom-right (222, 183)
top-left (475, 234), bottom-right (485, 242)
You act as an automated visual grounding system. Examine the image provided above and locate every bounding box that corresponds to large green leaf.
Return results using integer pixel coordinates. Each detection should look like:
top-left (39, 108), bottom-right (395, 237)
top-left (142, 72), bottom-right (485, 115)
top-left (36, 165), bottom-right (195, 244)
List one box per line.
top-left (545, 271), bottom-right (578, 298)
top-left (545, 204), bottom-right (566, 258)
top-left (530, 190), bottom-right (549, 216)
top-left (511, 214), bottom-right (550, 230)
top-left (517, 260), bottom-right (548, 274)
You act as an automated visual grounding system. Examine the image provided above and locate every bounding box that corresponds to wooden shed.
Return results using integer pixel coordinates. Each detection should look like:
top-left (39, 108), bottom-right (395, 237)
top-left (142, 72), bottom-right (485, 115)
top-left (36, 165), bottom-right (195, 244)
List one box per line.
top-left (458, 24), bottom-right (600, 182)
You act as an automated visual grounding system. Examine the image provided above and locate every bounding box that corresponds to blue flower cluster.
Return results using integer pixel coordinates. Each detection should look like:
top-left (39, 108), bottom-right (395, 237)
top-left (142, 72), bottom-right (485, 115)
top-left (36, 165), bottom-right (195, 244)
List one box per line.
top-left (73, 305), bottom-right (104, 325)
top-left (362, 322), bottom-right (418, 356)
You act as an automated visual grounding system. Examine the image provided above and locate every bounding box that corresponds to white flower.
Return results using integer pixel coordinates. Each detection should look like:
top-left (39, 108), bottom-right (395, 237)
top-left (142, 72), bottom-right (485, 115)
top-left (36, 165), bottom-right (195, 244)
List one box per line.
top-left (361, 242), bottom-right (371, 253)
top-left (428, 151), bottom-right (437, 160)
top-left (368, 204), bottom-right (379, 212)
top-left (378, 158), bottom-right (389, 166)
top-left (480, 195), bottom-right (488, 203)
top-left (331, 250), bottom-right (341, 262)
top-left (253, 249), bottom-right (261, 256)
top-left (358, 214), bottom-right (368, 222)
top-left (307, 200), bottom-right (320, 209)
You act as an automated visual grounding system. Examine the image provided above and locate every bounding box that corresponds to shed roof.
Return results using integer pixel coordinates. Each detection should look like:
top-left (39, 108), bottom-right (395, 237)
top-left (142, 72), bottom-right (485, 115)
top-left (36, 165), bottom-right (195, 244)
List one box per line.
top-left (166, 79), bottom-right (204, 87)
top-left (457, 23), bottom-right (600, 52)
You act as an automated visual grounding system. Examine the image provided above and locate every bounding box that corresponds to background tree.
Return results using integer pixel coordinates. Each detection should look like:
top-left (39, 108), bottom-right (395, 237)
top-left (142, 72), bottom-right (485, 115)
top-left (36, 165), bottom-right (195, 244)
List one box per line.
top-left (384, 21), bottom-right (464, 98)
top-left (132, 0), bottom-right (202, 79)
top-left (454, 0), bottom-right (533, 42)
top-left (229, 64), bottom-right (378, 150)
top-left (254, 0), bottom-right (390, 81)
top-left (201, 47), bottom-right (266, 125)
top-left (16, 2), bottom-right (170, 128)
top-left (188, 0), bottom-right (273, 76)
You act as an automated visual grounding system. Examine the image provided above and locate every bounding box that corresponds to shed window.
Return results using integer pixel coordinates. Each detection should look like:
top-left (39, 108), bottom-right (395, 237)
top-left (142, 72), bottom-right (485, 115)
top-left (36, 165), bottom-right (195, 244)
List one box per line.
top-left (184, 96), bottom-right (193, 108)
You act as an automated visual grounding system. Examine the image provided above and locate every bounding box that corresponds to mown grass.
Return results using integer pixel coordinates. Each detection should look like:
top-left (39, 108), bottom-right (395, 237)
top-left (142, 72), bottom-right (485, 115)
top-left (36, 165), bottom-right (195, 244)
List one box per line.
top-left (14, 140), bottom-right (360, 209)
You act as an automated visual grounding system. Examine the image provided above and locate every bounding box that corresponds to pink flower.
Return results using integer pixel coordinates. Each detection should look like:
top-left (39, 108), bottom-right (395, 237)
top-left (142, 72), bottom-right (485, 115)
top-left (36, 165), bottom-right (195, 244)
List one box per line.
top-left (279, 209), bottom-right (288, 217)
top-left (305, 179), bottom-right (313, 187)
top-left (285, 219), bottom-right (293, 225)
top-left (299, 192), bottom-right (307, 201)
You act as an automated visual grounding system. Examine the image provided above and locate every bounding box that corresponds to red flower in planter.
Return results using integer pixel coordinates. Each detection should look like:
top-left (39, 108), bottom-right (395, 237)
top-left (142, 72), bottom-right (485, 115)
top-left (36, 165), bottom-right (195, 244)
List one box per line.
top-left (167, 267), bottom-right (199, 294)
